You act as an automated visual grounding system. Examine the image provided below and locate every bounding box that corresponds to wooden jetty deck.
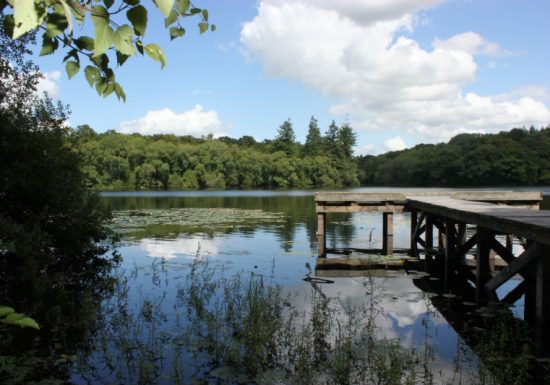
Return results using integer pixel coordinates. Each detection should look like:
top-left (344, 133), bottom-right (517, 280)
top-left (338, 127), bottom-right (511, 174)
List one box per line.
top-left (314, 190), bottom-right (549, 354)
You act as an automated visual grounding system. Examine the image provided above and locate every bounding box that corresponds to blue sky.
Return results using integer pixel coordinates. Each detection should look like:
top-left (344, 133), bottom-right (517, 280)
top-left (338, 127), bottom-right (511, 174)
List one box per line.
top-left (34, 0), bottom-right (550, 154)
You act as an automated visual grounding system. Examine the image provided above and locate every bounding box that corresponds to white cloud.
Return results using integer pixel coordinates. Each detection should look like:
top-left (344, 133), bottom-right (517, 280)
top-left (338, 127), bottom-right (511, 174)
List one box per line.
top-left (241, 1), bottom-right (550, 143)
top-left (433, 32), bottom-right (511, 56)
top-left (36, 71), bottom-right (61, 97)
top-left (356, 144), bottom-right (376, 155)
top-left (118, 105), bottom-right (223, 136)
top-left (384, 136), bottom-right (408, 151)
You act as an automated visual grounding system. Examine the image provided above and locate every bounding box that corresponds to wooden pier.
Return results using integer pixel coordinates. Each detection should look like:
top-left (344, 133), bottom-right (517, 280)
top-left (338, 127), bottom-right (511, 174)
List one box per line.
top-left (315, 191), bottom-right (549, 354)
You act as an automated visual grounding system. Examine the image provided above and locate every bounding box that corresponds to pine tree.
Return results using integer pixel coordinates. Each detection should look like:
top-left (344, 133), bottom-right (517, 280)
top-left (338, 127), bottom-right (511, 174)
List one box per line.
top-left (304, 116), bottom-right (322, 157)
top-left (274, 118), bottom-right (297, 156)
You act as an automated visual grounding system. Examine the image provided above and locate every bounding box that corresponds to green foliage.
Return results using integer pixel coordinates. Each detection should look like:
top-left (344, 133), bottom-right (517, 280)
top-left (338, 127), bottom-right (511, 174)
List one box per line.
top-left (0, 307), bottom-right (39, 329)
top-left (71, 118), bottom-right (361, 190)
top-left (1, 0), bottom-right (215, 100)
top-left (0, 23), bottom-right (118, 385)
top-left (358, 127), bottom-right (550, 186)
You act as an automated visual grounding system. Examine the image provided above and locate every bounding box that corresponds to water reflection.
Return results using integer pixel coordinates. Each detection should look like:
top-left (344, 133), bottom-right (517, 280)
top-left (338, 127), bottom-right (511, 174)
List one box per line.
top-left (3, 190), bottom-right (548, 384)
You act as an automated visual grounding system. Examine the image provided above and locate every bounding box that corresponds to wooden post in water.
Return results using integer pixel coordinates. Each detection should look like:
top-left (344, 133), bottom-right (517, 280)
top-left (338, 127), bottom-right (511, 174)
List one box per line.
top-left (476, 227), bottom-right (492, 303)
top-left (409, 209), bottom-right (418, 256)
top-left (424, 215), bottom-right (434, 270)
top-left (535, 244), bottom-right (550, 355)
top-left (444, 219), bottom-right (457, 292)
top-left (382, 212), bottom-right (394, 256)
top-left (317, 213), bottom-right (326, 258)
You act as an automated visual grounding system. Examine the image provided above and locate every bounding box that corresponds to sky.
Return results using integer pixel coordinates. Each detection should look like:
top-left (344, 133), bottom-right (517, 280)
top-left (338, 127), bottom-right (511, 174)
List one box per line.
top-left (33, 0), bottom-right (550, 155)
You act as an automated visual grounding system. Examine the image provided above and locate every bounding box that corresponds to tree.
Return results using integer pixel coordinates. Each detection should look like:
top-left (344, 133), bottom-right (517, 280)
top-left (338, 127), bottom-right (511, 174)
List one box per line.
top-left (273, 118), bottom-right (297, 156)
top-left (1, 0), bottom-right (214, 100)
top-left (323, 120), bottom-right (339, 156)
top-left (303, 116), bottom-right (322, 157)
top-left (337, 123), bottom-right (357, 159)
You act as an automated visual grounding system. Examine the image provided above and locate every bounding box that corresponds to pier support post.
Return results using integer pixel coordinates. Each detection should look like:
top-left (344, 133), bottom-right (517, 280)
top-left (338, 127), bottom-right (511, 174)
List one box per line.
top-left (409, 209), bottom-right (418, 256)
top-left (383, 212), bottom-right (394, 256)
top-left (535, 244), bottom-right (550, 355)
top-left (317, 213), bottom-right (326, 258)
top-left (424, 215), bottom-right (434, 270)
top-left (444, 219), bottom-right (457, 291)
top-left (476, 227), bottom-right (492, 303)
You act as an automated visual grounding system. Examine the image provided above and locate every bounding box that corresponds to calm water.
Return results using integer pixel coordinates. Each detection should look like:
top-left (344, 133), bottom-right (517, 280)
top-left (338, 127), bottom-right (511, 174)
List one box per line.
top-left (71, 187), bottom-right (548, 384)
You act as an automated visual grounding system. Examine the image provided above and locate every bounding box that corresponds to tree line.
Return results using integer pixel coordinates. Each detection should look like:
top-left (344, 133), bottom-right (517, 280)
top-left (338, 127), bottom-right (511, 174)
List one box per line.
top-left (358, 126), bottom-right (550, 186)
top-left (72, 117), bottom-right (359, 190)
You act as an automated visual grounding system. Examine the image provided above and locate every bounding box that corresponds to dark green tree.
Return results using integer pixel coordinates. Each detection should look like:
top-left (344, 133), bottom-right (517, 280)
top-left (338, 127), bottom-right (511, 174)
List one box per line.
top-left (337, 123), bottom-right (357, 159)
top-left (304, 116), bottom-right (323, 156)
top-left (0, 22), bottom-right (117, 383)
top-left (273, 118), bottom-right (297, 156)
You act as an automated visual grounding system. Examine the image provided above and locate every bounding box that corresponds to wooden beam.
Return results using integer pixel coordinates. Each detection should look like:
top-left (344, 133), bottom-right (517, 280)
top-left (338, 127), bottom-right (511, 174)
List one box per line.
top-left (501, 280), bottom-right (527, 305)
top-left (453, 233), bottom-right (478, 261)
top-left (485, 243), bottom-right (540, 292)
top-left (535, 245), bottom-right (550, 355)
top-left (477, 227), bottom-right (493, 302)
top-left (316, 204), bottom-right (405, 213)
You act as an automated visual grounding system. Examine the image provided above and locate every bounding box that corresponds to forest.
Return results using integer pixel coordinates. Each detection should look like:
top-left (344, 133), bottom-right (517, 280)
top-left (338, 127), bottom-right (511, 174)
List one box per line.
top-left (358, 126), bottom-right (550, 186)
top-left (71, 118), bottom-right (360, 190)
top-left (72, 123), bottom-right (550, 190)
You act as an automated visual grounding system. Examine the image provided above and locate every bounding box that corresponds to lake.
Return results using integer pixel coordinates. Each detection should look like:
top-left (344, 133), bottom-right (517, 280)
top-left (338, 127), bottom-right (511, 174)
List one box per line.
top-left (53, 187), bottom-right (543, 384)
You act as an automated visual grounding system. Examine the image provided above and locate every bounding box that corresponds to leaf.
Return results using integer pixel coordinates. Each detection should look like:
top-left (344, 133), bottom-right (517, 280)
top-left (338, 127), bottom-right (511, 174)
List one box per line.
top-left (0, 308), bottom-right (39, 330)
top-left (114, 25), bottom-right (136, 56)
top-left (169, 26), bottom-right (185, 40)
top-left (45, 3), bottom-right (69, 38)
top-left (13, 0), bottom-right (40, 38)
top-left (164, 9), bottom-right (178, 27)
top-left (114, 82), bottom-right (127, 102)
top-left (211, 24), bottom-right (216, 32)
top-left (0, 306), bottom-right (15, 317)
top-left (84, 65), bottom-right (100, 87)
top-left (74, 36), bottom-right (95, 51)
top-left (91, 5), bottom-right (114, 57)
top-left (123, 0), bottom-right (140, 5)
top-left (175, 0), bottom-right (189, 15)
top-left (70, 1), bottom-right (87, 25)
top-left (104, 0), bottom-right (114, 9)
top-left (189, 7), bottom-right (201, 15)
top-left (2, 14), bottom-right (14, 37)
top-left (62, 48), bottom-right (79, 63)
top-left (135, 41), bottom-right (144, 55)
top-left (198, 22), bottom-right (208, 34)
top-left (95, 76), bottom-right (108, 95)
top-left (201, 9), bottom-right (208, 21)
top-left (155, 0), bottom-right (174, 18)
top-left (65, 61), bottom-right (80, 79)
top-left (116, 51), bottom-right (130, 66)
top-left (39, 34), bottom-right (58, 56)
top-left (58, 0), bottom-right (73, 33)
top-left (127, 5), bottom-right (147, 36)
top-left (144, 43), bottom-right (166, 68)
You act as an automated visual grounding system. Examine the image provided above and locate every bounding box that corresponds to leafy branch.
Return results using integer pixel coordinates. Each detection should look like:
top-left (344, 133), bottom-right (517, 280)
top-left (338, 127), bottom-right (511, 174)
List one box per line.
top-left (0, 0), bottom-right (215, 100)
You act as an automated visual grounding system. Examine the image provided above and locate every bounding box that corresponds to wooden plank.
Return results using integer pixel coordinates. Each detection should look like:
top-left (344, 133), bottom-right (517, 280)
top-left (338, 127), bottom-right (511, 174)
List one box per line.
top-left (485, 243), bottom-right (540, 292)
top-left (316, 204), bottom-right (405, 213)
top-left (315, 192), bottom-right (406, 202)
